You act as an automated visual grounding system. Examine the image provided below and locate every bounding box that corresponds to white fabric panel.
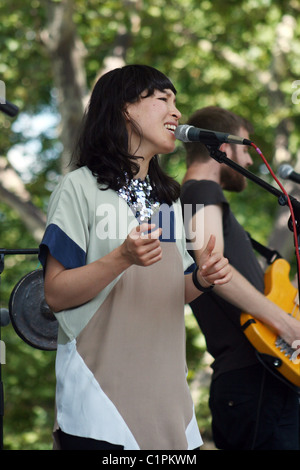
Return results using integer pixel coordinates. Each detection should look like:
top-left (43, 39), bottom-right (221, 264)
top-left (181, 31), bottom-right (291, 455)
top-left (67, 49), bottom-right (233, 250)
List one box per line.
top-left (55, 340), bottom-right (140, 450)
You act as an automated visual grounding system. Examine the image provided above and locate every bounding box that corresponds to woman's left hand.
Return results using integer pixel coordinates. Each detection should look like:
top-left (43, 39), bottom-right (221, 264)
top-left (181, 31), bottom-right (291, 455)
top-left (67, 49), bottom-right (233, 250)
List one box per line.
top-left (197, 234), bottom-right (232, 287)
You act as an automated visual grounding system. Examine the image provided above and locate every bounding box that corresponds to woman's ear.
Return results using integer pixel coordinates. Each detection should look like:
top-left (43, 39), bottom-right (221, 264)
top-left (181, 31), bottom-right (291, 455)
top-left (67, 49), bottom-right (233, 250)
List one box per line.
top-left (123, 107), bottom-right (130, 121)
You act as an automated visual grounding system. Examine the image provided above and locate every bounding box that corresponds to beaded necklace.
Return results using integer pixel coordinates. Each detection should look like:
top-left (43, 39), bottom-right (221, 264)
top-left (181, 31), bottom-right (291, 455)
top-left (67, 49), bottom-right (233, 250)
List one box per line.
top-left (117, 174), bottom-right (161, 222)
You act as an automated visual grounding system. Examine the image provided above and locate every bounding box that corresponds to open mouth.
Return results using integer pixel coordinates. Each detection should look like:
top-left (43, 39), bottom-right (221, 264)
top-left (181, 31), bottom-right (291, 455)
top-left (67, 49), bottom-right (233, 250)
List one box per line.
top-left (164, 124), bottom-right (177, 134)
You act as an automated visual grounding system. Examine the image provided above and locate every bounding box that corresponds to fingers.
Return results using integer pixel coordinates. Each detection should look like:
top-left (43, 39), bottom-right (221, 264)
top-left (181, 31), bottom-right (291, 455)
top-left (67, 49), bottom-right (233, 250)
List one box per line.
top-left (198, 234), bottom-right (232, 286)
top-left (130, 223), bottom-right (162, 240)
top-left (200, 252), bottom-right (232, 286)
top-left (202, 234), bottom-right (216, 256)
top-left (126, 224), bottom-right (162, 267)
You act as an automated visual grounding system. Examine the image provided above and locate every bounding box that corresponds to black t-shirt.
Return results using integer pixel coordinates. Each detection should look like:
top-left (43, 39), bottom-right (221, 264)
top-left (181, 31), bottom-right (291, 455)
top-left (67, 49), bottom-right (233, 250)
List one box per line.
top-left (181, 180), bottom-right (265, 379)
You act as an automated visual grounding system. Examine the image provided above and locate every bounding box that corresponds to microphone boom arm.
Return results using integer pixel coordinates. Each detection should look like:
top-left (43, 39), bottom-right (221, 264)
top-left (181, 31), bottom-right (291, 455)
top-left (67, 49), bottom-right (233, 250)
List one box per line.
top-left (205, 144), bottom-right (300, 231)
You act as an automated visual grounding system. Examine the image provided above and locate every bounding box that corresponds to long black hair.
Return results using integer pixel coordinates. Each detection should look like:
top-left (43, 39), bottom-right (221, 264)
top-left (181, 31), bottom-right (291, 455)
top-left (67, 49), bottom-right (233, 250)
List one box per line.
top-left (72, 64), bottom-right (180, 204)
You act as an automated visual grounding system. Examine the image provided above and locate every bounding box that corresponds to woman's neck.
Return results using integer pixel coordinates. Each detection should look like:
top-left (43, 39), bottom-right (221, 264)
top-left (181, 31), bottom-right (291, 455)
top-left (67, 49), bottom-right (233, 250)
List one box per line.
top-left (134, 161), bottom-right (150, 180)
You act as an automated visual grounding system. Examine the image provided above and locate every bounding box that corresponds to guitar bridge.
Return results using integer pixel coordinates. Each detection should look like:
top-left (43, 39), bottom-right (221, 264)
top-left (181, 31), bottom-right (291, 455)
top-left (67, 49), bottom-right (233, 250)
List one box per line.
top-left (275, 337), bottom-right (296, 360)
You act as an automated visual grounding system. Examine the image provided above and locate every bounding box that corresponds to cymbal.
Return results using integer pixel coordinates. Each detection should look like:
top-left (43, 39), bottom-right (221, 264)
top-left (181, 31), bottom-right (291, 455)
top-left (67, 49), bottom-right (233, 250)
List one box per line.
top-left (9, 269), bottom-right (58, 351)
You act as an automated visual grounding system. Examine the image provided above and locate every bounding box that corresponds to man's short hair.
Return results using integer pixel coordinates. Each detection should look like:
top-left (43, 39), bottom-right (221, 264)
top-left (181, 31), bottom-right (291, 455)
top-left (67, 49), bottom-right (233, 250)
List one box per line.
top-left (184, 106), bottom-right (253, 166)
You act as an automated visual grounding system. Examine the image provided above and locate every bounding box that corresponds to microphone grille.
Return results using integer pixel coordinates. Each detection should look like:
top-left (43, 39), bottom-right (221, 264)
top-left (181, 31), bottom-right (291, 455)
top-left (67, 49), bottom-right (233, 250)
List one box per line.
top-left (278, 164), bottom-right (293, 179)
top-left (174, 125), bottom-right (191, 142)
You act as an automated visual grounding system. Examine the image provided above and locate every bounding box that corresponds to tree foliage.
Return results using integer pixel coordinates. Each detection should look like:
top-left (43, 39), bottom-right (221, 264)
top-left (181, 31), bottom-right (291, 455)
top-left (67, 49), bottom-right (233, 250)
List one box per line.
top-left (1, 0), bottom-right (300, 449)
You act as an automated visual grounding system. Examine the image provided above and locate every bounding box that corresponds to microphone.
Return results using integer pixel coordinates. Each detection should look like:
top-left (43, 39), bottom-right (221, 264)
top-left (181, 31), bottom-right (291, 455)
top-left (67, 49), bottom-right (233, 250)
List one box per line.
top-left (278, 164), bottom-right (300, 184)
top-left (175, 124), bottom-right (252, 146)
top-left (0, 100), bottom-right (19, 117)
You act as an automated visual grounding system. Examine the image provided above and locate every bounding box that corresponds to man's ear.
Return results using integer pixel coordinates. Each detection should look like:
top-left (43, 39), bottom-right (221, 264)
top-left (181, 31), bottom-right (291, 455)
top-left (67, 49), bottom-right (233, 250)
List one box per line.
top-left (219, 142), bottom-right (231, 156)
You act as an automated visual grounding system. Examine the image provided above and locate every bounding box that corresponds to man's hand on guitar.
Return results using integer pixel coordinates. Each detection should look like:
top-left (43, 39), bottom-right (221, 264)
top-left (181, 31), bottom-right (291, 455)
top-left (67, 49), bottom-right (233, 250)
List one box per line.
top-left (278, 314), bottom-right (300, 349)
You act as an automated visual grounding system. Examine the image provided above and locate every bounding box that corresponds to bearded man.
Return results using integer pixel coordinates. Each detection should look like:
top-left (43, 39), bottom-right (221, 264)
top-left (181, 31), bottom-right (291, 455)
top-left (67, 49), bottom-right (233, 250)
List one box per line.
top-left (180, 106), bottom-right (300, 450)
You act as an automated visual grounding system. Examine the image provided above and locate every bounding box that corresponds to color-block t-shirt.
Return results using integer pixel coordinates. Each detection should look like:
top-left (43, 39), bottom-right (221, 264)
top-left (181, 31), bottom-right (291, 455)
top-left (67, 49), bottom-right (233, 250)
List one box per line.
top-left (39, 166), bottom-right (202, 450)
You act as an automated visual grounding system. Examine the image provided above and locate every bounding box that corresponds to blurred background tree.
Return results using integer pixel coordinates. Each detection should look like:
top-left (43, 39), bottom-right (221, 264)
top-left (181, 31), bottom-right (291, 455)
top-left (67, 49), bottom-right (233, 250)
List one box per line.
top-left (1, 0), bottom-right (300, 449)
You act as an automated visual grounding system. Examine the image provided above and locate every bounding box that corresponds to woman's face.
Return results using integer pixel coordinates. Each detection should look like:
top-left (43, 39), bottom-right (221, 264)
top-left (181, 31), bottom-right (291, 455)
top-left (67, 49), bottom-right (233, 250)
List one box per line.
top-left (125, 88), bottom-right (181, 160)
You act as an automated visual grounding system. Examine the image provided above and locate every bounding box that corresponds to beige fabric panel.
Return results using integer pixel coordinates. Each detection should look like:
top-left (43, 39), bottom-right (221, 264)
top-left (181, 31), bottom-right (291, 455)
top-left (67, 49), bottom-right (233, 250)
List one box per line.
top-left (77, 242), bottom-right (193, 450)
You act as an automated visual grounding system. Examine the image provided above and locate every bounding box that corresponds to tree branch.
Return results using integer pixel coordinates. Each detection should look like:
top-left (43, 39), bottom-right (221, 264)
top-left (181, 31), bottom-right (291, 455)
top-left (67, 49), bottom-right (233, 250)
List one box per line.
top-left (0, 158), bottom-right (46, 242)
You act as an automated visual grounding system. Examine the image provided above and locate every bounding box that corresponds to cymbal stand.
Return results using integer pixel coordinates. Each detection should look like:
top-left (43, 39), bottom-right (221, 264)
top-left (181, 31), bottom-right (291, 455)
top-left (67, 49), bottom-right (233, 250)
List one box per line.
top-left (0, 248), bottom-right (38, 450)
top-left (0, 93), bottom-right (20, 449)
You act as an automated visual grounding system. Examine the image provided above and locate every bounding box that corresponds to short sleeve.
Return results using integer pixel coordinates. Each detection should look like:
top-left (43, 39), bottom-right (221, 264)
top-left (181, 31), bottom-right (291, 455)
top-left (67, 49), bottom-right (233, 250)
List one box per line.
top-left (181, 180), bottom-right (228, 216)
top-left (39, 173), bottom-right (89, 270)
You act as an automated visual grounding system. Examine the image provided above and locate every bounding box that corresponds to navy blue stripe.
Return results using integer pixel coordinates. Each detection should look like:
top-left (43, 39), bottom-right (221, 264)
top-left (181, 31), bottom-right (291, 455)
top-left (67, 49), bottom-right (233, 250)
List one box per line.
top-left (38, 223), bottom-right (86, 269)
top-left (184, 262), bottom-right (196, 275)
top-left (149, 205), bottom-right (176, 242)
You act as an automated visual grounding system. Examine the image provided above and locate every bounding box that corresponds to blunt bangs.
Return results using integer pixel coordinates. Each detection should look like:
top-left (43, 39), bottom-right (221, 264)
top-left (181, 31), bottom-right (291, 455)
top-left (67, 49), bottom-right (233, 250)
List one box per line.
top-left (121, 65), bottom-right (177, 104)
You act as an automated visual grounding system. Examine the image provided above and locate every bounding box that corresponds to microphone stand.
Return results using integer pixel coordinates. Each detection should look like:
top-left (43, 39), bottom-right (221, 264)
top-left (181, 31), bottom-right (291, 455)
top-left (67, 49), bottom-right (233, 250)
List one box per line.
top-left (205, 144), bottom-right (300, 289)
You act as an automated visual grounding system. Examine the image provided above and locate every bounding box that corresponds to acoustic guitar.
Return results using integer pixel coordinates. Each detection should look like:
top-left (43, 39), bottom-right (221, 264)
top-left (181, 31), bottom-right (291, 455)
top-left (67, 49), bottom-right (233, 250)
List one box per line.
top-left (240, 258), bottom-right (300, 387)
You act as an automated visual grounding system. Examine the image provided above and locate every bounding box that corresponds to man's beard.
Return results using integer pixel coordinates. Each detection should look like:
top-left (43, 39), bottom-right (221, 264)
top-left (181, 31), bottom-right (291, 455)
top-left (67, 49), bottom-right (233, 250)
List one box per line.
top-left (220, 148), bottom-right (247, 192)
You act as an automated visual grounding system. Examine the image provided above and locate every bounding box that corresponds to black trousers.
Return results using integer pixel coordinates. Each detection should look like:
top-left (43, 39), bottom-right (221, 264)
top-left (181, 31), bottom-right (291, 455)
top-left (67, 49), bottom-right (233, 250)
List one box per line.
top-left (209, 363), bottom-right (299, 450)
top-left (57, 429), bottom-right (124, 450)
top-left (57, 429), bottom-right (200, 451)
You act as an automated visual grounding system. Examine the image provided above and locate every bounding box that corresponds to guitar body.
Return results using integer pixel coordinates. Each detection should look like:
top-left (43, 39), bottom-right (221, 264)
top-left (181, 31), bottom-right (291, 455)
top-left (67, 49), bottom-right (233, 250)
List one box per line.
top-left (240, 258), bottom-right (300, 387)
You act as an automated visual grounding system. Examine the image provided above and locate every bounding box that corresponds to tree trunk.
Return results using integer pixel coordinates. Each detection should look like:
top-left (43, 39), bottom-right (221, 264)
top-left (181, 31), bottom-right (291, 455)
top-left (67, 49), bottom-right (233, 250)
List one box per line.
top-left (0, 0), bottom-right (133, 245)
top-left (41, 0), bottom-right (88, 173)
top-left (266, 15), bottom-right (298, 262)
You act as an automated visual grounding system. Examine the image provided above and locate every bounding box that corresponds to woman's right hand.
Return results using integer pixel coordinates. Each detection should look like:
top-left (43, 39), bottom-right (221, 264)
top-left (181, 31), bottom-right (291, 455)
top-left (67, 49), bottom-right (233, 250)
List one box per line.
top-left (121, 223), bottom-right (162, 267)
top-left (44, 224), bottom-right (162, 312)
